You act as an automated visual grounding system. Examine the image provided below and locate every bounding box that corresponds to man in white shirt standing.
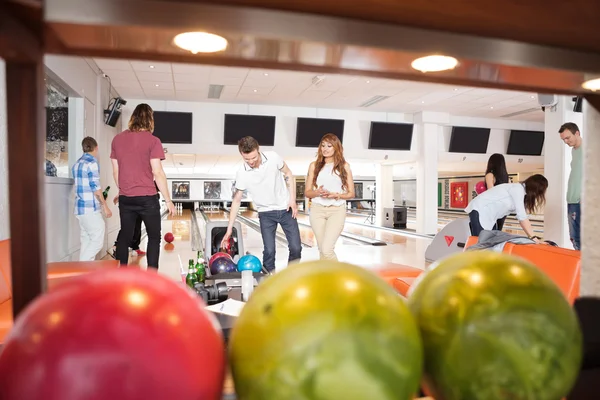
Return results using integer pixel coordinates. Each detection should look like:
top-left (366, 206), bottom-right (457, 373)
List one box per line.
top-left (221, 136), bottom-right (302, 272)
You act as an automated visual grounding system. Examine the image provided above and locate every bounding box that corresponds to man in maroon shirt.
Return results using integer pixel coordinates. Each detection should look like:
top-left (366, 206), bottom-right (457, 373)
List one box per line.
top-left (110, 103), bottom-right (175, 269)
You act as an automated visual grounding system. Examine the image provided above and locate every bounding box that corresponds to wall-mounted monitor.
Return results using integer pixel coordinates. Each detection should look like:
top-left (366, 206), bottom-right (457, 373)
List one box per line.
top-left (368, 122), bottom-right (413, 150)
top-left (506, 130), bottom-right (545, 156)
top-left (295, 117), bottom-right (344, 147)
top-left (448, 126), bottom-right (491, 153)
top-left (153, 111), bottom-right (193, 144)
top-left (224, 114), bottom-right (276, 146)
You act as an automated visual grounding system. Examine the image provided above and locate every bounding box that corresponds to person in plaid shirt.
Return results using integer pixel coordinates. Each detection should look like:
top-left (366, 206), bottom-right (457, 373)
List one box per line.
top-left (72, 137), bottom-right (112, 261)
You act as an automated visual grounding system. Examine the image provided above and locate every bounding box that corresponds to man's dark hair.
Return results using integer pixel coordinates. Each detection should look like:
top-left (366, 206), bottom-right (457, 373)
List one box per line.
top-left (238, 136), bottom-right (259, 154)
top-left (82, 136), bottom-right (98, 153)
top-left (559, 122), bottom-right (580, 134)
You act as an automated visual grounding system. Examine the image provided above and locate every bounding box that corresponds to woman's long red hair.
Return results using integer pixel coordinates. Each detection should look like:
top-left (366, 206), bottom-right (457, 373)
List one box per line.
top-left (312, 133), bottom-right (348, 191)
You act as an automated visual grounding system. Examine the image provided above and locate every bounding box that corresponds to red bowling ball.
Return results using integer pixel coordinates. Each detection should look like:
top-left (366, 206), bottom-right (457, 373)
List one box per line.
top-left (164, 232), bottom-right (174, 243)
top-left (0, 269), bottom-right (226, 400)
top-left (209, 251), bottom-right (232, 268)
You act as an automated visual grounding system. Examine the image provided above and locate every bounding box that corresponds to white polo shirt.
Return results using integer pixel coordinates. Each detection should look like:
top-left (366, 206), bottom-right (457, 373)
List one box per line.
top-left (234, 151), bottom-right (290, 212)
top-left (465, 183), bottom-right (529, 230)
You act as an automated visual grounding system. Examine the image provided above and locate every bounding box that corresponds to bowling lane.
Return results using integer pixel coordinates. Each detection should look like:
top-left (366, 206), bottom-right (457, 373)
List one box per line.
top-left (240, 210), bottom-right (357, 247)
top-left (241, 209), bottom-right (432, 270)
top-left (126, 209), bottom-right (199, 283)
top-left (130, 206), bottom-right (432, 278)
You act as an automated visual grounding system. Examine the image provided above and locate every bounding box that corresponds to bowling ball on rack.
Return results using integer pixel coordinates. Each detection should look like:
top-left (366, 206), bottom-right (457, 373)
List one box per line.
top-left (229, 260), bottom-right (423, 400)
top-left (164, 232), bottom-right (174, 243)
top-left (236, 254), bottom-right (262, 273)
top-left (408, 251), bottom-right (582, 400)
top-left (210, 256), bottom-right (237, 275)
top-left (209, 252), bottom-right (232, 268)
top-left (0, 269), bottom-right (226, 400)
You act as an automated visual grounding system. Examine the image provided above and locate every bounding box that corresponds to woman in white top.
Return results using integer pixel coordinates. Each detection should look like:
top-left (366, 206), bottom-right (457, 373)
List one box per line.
top-left (465, 174), bottom-right (548, 243)
top-left (305, 134), bottom-right (355, 260)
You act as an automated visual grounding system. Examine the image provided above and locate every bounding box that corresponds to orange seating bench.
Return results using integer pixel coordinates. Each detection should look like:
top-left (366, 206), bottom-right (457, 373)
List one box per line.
top-left (0, 239), bottom-right (119, 344)
top-left (464, 236), bottom-right (581, 304)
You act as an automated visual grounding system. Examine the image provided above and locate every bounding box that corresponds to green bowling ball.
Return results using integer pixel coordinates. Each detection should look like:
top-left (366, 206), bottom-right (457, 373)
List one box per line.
top-left (229, 260), bottom-right (423, 400)
top-left (408, 251), bottom-right (583, 400)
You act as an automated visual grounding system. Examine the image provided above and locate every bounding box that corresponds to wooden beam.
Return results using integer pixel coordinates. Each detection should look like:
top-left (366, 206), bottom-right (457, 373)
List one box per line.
top-left (4, 10), bottom-right (47, 317)
top-left (188, 0), bottom-right (600, 54)
top-left (0, 3), bottom-right (42, 62)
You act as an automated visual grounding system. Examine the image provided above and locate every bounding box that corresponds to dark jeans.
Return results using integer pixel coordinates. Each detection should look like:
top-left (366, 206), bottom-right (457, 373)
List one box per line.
top-left (469, 210), bottom-right (503, 237)
top-left (115, 215), bottom-right (142, 250)
top-left (496, 216), bottom-right (506, 232)
top-left (568, 203), bottom-right (581, 250)
top-left (258, 209), bottom-right (302, 271)
top-left (117, 195), bottom-right (161, 268)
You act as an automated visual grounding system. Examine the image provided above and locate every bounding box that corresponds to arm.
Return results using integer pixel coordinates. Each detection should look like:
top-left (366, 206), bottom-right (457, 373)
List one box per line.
top-left (280, 161), bottom-right (299, 218)
top-left (221, 189), bottom-right (244, 248)
top-left (111, 159), bottom-right (120, 204)
top-left (88, 162), bottom-right (111, 218)
top-left (518, 218), bottom-right (538, 240)
top-left (509, 186), bottom-right (538, 240)
top-left (304, 162), bottom-right (323, 199)
top-left (485, 173), bottom-right (495, 190)
top-left (227, 190), bottom-right (245, 231)
top-left (150, 158), bottom-right (175, 215)
top-left (280, 161), bottom-right (296, 202)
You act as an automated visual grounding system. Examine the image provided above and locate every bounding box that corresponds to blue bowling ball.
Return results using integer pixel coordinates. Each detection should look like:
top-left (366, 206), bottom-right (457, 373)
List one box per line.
top-left (237, 254), bottom-right (262, 273)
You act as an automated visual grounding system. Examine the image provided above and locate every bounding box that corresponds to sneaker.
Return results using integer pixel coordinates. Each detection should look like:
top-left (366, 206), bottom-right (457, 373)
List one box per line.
top-left (132, 249), bottom-right (146, 256)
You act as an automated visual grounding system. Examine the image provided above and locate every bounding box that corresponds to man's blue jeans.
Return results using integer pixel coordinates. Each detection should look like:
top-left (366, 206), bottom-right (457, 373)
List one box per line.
top-left (568, 203), bottom-right (581, 250)
top-left (258, 209), bottom-right (302, 271)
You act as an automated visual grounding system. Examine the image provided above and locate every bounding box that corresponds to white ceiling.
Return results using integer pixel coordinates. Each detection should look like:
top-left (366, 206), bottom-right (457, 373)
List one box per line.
top-left (94, 58), bottom-right (544, 178)
top-left (93, 58), bottom-right (543, 122)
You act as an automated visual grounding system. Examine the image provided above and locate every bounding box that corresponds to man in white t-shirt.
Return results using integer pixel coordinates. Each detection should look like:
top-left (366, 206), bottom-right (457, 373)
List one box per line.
top-left (221, 136), bottom-right (302, 272)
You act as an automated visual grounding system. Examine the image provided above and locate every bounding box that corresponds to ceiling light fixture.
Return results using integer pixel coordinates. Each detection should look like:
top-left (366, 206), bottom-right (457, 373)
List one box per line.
top-left (155, 84), bottom-right (159, 87)
top-left (253, 89), bottom-right (258, 93)
top-left (264, 73), bottom-right (269, 76)
top-left (149, 65), bottom-right (155, 69)
top-left (411, 55), bottom-right (459, 73)
top-left (582, 78), bottom-right (600, 91)
top-left (173, 32), bottom-right (228, 54)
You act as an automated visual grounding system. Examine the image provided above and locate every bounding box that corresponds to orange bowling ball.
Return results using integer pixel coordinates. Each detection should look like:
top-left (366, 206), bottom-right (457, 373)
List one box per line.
top-left (0, 269), bottom-right (226, 400)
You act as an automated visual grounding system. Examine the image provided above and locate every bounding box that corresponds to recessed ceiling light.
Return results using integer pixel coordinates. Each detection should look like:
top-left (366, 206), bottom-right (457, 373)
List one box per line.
top-left (253, 89), bottom-right (258, 93)
top-left (490, 106), bottom-right (494, 109)
top-left (155, 84), bottom-right (160, 87)
top-left (411, 55), bottom-right (459, 73)
top-left (582, 78), bottom-right (600, 91)
top-left (454, 88), bottom-right (459, 91)
top-left (263, 73), bottom-right (269, 77)
top-left (530, 95), bottom-right (535, 99)
top-left (421, 101), bottom-right (425, 104)
top-left (366, 80), bottom-right (371, 83)
top-left (173, 32), bottom-right (228, 54)
top-left (149, 65), bottom-right (155, 69)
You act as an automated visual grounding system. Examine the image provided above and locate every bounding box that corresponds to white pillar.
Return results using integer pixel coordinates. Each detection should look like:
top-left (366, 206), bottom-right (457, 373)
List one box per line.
top-left (582, 99), bottom-right (600, 296)
top-left (543, 96), bottom-right (582, 248)
top-left (0, 59), bottom-right (8, 241)
top-left (375, 164), bottom-right (394, 226)
top-left (416, 123), bottom-right (439, 234)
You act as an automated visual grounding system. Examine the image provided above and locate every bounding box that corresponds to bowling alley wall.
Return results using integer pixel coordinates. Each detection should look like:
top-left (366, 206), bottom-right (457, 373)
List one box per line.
top-left (395, 172), bottom-right (545, 216)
